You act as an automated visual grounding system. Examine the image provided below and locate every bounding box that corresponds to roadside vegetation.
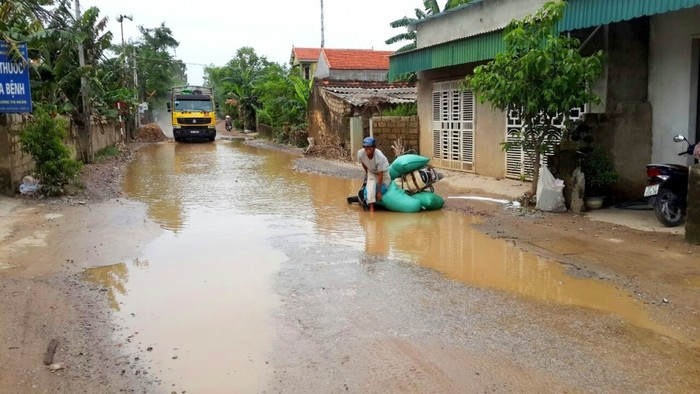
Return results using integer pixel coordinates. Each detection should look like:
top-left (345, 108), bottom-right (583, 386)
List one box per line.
top-left (2, 0), bottom-right (186, 195)
top-left (205, 47), bottom-right (311, 146)
top-left (19, 109), bottom-right (82, 196)
top-left (381, 103), bottom-right (417, 116)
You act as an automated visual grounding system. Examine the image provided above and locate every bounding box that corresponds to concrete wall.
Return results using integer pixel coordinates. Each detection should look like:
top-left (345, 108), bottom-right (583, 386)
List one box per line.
top-left (587, 103), bottom-right (653, 200)
top-left (474, 102), bottom-right (506, 178)
top-left (606, 19), bottom-right (650, 111)
top-left (371, 116), bottom-right (419, 163)
top-left (649, 7), bottom-right (700, 164)
top-left (308, 83), bottom-right (353, 144)
top-left (313, 52), bottom-right (387, 81)
top-left (327, 70), bottom-right (388, 82)
top-left (0, 114), bottom-right (122, 195)
top-left (0, 114), bottom-right (33, 195)
top-left (315, 55), bottom-right (331, 79)
top-left (587, 18), bottom-right (653, 199)
top-left (416, 0), bottom-right (546, 48)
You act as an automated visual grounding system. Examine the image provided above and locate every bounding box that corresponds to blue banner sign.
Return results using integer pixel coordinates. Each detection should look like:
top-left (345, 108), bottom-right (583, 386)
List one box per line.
top-left (0, 41), bottom-right (32, 113)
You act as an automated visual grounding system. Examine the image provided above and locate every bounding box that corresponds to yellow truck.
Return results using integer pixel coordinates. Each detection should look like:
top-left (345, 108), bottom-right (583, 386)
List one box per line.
top-left (167, 85), bottom-right (217, 142)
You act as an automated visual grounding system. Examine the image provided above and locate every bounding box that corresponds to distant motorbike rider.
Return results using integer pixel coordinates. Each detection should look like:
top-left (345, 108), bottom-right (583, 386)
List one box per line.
top-left (224, 115), bottom-right (233, 131)
top-left (357, 137), bottom-right (391, 213)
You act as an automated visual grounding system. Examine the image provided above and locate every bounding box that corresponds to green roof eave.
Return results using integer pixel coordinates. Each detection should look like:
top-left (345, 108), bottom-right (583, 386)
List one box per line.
top-left (389, 0), bottom-right (700, 81)
top-left (389, 30), bottom-right (504, 81)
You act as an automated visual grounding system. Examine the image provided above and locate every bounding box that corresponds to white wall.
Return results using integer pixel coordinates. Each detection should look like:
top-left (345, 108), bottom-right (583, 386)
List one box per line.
top-left (416, 0), bottom-right (547, 48)
top-left (649, 7), bottom-right (700, 164)
top-left (328, 70), bottom-right (388, 81)
top-left (315, 54), bottom-right (330, 79)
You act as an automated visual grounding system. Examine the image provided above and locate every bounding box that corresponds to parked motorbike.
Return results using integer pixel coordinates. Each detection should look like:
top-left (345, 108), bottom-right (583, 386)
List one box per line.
top-left (644, 135), bottom-right (697, 227)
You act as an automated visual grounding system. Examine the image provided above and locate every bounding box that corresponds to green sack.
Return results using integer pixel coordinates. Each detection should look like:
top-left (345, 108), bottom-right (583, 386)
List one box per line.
top-left (377, 182), bottom-right (423, 213)
top-left (389, 154), bottom-right (430, 179)
top-left (412, 192), bottom-right (445, 211)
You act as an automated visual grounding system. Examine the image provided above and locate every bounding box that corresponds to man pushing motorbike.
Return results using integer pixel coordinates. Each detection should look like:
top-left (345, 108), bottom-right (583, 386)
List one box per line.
top-left (357, 137), bottom-right (391, 213)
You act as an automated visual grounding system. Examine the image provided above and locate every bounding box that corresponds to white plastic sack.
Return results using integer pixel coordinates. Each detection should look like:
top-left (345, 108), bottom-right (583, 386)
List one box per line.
top-left (536, 167), bottom-right (566, 212)
top-left (19, 175), bottom-right (40, 195)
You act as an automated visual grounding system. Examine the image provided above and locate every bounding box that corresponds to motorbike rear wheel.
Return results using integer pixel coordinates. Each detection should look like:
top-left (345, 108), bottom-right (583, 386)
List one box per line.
top-left (654, 188), bottom-right (685, 227)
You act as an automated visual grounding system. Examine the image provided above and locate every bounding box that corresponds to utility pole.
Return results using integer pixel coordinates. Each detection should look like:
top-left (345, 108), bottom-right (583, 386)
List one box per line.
top-left (320, 0), bottom-right (325, 48)
top-left (133, 53), bottom-right (139, 132)
top-left (75, 0), bottom-right (92, 161)
top-left (116, 13), bottom-right (134, 138)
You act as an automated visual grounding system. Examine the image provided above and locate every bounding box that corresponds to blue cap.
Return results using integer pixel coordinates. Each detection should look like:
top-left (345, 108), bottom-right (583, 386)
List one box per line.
top-left (362, 137), bottom-right (376, 147)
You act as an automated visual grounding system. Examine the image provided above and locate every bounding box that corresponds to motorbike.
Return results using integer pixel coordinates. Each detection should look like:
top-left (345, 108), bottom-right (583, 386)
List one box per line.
top-left (644, 135), bottom-right (697, 227)
top-left (224, 118), bottom-right (233, 131)
top-left (347, 166), bottom-right (441, 210)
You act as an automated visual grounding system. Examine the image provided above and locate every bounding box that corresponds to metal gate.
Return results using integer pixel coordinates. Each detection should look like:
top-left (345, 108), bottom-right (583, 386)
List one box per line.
top-left (432, 81), bottom-right (475, 172)
top-left (505, 107), bottom-right (584, 180)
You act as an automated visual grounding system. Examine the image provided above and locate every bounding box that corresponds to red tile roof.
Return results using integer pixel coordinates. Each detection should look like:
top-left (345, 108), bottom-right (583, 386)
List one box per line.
top-left (321, 49), bottom-right (393, 70)
top-left (292, 47), bottom-right (322, 62)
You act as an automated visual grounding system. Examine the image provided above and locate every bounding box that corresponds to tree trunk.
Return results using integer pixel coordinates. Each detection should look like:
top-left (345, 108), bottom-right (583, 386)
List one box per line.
top-left (532, 150), bottom-right (541, 197)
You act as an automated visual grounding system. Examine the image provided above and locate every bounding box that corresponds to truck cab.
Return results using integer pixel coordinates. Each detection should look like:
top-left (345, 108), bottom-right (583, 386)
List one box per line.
top-left (167, 86), bottom-right (217, 142)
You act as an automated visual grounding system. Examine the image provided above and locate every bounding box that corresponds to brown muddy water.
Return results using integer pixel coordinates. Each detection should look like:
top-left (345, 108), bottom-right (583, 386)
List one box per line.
top-left (84, 141), bottom-right (689, 391)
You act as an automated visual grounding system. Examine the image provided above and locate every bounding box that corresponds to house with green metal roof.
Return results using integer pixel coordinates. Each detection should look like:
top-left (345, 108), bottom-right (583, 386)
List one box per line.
top-left (389, 0), bottom-right (700, 198)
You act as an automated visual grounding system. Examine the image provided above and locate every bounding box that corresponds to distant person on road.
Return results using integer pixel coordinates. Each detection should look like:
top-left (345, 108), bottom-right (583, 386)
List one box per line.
top-left (358, 137), bottom-right (391, 213)
top-left (224, 115), bottom-right (233, 132)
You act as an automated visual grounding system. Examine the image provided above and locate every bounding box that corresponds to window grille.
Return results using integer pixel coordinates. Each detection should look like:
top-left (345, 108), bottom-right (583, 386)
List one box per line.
top-left (431, 81), bottom-right (475, 171)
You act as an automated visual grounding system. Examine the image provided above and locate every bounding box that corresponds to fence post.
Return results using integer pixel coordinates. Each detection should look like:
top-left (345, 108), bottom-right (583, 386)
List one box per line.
top-left (350, 115), bottom-right (363, 162)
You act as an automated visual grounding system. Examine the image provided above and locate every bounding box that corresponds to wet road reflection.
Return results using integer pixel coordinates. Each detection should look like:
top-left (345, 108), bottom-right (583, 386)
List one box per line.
top-left (91, 140), bottom-right (685, 390)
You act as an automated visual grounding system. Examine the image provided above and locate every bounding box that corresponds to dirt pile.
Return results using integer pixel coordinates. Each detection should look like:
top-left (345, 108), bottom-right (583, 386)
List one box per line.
top-left (134, 123), bottom-right (167, 142)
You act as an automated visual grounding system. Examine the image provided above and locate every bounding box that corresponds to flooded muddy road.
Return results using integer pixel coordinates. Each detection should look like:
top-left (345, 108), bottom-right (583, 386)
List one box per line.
top-left (84, 140), bottom-right (696, 392)
top-left (1, 140), bottom-right (698, 393)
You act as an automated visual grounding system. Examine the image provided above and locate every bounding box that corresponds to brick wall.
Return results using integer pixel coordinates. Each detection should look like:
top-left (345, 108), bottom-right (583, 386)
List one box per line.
top-left (371, 115), bottom-right (419, 163)
top-left (308, 84), bottom-right (354, 145)
top-left (0, 114), bottom-right (122, 196)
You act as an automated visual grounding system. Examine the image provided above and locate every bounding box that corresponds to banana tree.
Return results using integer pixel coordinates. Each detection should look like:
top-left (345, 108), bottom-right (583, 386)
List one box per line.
top-left (386, 0), bottom-right (473, 53)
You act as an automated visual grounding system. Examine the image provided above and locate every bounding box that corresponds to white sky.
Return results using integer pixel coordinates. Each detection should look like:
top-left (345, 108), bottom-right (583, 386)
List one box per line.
top-left (81, 0), bottom-right (414, 85)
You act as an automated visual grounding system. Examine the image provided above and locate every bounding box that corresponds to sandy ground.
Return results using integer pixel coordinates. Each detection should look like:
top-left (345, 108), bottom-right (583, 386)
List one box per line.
top-left (1, 138), bottom-right (699, 392)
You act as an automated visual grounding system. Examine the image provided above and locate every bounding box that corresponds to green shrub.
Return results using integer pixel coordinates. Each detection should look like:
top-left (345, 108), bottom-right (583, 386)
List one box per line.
top-left (94, 145), bottom-right (120, 163)
top-left (20, 111), bottom-right (83, 196)
top-left (381, 103), bottom-right (417, 116)
top-left (580, 147), bottom-right (619, 196)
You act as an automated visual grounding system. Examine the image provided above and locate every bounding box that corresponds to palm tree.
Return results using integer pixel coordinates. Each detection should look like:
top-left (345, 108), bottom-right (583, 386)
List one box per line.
top-left (386, 0), bottom-right (473, 53)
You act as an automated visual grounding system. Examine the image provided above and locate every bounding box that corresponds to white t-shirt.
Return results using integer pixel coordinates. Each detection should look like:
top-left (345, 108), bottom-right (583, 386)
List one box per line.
top-left (357, 148), bottom-right (390, 174)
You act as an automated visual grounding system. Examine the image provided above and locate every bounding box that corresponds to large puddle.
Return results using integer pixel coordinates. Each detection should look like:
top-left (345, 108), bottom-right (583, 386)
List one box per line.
top-left (85, 141), bottom-right (687, 391)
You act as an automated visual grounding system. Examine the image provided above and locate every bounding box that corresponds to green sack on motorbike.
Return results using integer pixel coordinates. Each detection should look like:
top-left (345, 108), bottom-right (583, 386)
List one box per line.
top-left (411, 192), bottom-right (445, 211)
top-left (377, 182), bottom-right (422, 213)
top-left (389, 154), bottom-right (430, 179)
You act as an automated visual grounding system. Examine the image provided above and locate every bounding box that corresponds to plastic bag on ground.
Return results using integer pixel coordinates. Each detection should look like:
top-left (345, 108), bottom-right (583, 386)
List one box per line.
top-left (19, 176), bottom-right (40, 195)
top-left (535, 167), bottom-right (566, 212)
